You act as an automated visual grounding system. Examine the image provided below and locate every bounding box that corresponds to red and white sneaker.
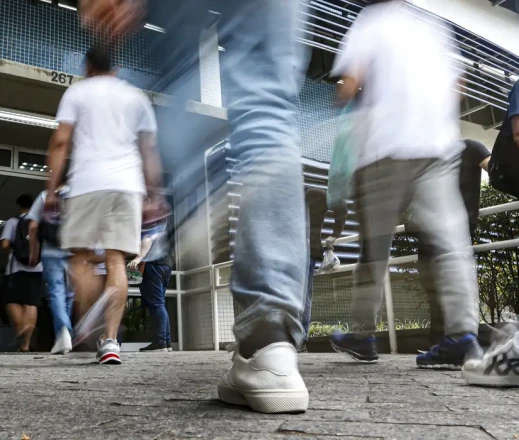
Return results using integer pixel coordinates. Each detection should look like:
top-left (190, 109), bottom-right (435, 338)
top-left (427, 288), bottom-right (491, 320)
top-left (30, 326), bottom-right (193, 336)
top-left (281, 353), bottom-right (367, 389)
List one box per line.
top-left (96, 338), bottom-right (122, 365)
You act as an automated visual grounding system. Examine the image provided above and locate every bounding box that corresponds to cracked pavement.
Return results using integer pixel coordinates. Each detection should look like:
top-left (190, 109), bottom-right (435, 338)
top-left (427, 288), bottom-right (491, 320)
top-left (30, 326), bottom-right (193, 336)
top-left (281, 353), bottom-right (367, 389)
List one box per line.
top-left (0, 353), bottom-right (518, 439)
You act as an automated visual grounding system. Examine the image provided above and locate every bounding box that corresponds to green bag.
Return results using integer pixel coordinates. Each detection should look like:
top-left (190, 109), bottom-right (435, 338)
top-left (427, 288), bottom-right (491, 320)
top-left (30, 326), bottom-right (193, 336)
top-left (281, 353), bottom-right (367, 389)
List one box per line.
top-left (327, 105), bottom-right (356, 211)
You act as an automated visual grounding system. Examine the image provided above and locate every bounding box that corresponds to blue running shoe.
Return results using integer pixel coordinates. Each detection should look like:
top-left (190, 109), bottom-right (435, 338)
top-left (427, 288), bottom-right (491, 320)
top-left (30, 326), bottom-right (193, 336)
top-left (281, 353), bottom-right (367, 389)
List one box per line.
top-left (330, 333), bottom-right (379, 363)
top-left (416, 334), bottom-right (483, 370)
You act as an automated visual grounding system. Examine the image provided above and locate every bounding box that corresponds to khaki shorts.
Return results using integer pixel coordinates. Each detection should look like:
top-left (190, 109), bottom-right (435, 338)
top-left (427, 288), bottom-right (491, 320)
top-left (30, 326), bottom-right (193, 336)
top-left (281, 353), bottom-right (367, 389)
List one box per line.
top-left (61, 191), bottom-right (143, 255)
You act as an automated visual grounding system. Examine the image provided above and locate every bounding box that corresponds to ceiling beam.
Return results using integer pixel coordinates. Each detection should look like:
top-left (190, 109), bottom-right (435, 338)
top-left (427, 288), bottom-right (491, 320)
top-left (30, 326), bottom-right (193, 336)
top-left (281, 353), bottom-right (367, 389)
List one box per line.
top-left (484, 121), bottom-right (503, 130)
top-left (492, 0), bottom-right (507, 6)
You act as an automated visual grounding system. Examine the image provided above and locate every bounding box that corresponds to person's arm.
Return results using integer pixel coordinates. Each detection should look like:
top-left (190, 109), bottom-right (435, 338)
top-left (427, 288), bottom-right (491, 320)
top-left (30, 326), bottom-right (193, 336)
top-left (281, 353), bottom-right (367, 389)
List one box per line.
top-left (0, 219), bottom-right (16, 251)
top-left (46, 125), bottom-right (73, 201)
top-left (337, 76), bottom-right (362, 104)
top-left (128, 237), bottom-right (153, 270)
top-left (479, 156), bottom-right (490, 172)
top-left (139, 132), bottom-right (163, 202)
top-left (28, 221), bottom-right (40, 267)
top-left (137, 96), bottom-right (163, 202)
top-left (512, 115), bottom-right (519, 149)
top-left (332, 11), bottom-right (373, 106)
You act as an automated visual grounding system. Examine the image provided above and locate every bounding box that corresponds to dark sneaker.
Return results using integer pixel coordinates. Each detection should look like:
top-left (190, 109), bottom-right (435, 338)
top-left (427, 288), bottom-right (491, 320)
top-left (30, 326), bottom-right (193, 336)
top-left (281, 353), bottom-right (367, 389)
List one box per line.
top-left (330, 333), bottom-right (379, 363)
top-left (463, 325), bottom-right (519, 387)
top-left (139, 342), bottom-right (168, 353)
top-left (416, 334), bottom-right (482, 370)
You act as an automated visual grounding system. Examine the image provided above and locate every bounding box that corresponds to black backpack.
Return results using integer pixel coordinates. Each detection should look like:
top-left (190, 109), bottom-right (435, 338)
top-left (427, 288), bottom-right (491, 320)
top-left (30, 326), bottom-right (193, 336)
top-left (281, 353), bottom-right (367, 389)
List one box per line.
top-left (488, 131), bottom-right (519, 199)
top-left (12, 215), bottom-right (32, 266)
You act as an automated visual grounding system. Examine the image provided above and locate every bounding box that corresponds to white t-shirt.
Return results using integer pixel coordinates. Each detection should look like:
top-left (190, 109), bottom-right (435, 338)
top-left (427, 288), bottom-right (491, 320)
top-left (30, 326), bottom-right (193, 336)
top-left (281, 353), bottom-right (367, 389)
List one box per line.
top-left (332, 2), bottom-right (463, 170)
top-left (56, 76), bottom-right (157, 198)
top-left (0, 217), bottom-right (43, 275)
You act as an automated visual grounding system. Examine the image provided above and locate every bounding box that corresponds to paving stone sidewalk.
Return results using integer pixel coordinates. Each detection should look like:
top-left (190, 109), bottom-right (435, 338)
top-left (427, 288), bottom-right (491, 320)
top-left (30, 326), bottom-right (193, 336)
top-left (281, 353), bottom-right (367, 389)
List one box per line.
top-left (0, 352), bottom-right (518, 439)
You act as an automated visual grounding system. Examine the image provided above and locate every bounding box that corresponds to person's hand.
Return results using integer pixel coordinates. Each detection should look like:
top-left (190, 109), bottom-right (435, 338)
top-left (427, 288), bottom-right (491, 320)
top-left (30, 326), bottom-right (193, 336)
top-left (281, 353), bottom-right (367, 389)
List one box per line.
top-left (128, 258), bottom-right (141, 271)
top-left (325, 236), bottom-right (337, 249)
top-left (44, 191), bottom-right (59, 213)
top-left (80, 0), bottom-right (146, 41)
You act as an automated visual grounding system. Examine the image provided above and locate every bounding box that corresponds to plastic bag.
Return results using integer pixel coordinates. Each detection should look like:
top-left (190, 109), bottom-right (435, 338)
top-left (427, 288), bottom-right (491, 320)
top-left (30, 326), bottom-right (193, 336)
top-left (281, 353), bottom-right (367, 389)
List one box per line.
top-left (327, 104), bottom-right (356, 211)
top-left (318, 247), bottom-right (340, 273)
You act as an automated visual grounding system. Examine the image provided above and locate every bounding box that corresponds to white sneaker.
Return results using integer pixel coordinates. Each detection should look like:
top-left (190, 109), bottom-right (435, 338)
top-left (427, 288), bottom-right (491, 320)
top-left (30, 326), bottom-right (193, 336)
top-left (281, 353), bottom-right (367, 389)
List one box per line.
top-left (51, 326), bottom-right (72, 355)
top-left (218, 342), bottom-right (309, 414)
top-left (462, 330), bottom-right (519, 387)
top-left (96, 338), bottom-right (122, 365)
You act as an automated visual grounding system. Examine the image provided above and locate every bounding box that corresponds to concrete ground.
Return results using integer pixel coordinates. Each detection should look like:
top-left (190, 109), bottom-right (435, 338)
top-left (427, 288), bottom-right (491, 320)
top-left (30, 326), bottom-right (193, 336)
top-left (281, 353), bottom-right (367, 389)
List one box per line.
top-left (0, 352), bottom-right (518, 440)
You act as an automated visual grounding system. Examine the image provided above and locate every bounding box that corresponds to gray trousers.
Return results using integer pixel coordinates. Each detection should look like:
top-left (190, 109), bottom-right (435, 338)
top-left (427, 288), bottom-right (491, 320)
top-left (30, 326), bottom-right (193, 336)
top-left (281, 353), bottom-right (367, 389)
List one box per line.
top-left (352, 157), bottom-right (479, 337)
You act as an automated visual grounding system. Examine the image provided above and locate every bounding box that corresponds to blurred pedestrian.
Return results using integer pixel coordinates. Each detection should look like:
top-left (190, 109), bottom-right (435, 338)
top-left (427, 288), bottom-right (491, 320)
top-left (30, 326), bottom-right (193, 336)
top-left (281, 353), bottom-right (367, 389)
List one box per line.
top-left (462, 78), bottom-right (519, 387)
top-left (79, 0), bottom-right (310, 412)
top-left (303, 187), bottom-right (347, 349)
top-left (128, 218), bottom-right (173, 353)
top-left (46, 45), bottom-right (164, 365)
top-left (0, 194), bottom-right (43, 352)
top-left (329, 0), bottom-right (482, 369)
top-left (416, 139), bottom-right (490, 348)
top-left (28, 188), bottom-right (74, 354)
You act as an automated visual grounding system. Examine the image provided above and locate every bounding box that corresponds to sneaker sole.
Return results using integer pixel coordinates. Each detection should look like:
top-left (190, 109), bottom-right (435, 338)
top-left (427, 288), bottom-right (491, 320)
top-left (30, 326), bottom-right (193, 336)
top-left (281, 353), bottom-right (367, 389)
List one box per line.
top-left (330, 341), bottom-right (379, 364)
top-left (218, 385), bottom-right (309, 414)
top-left (416, 362), bottom-right (461, 371)
top-left (139, 348), bottom-right (168, 353)
top-left (462, 369), bottom-right (519, 387)
top-left (97, 352), bottom-right (122, 365)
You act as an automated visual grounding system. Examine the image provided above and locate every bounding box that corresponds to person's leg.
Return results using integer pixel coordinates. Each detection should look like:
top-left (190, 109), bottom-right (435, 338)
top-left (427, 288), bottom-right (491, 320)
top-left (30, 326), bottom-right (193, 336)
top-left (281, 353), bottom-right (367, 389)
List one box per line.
top-left (70, 251), bottom-right (102, 322)
top-left (41, 255), bottom-right (72, 336)
top-left (412, 158), bottom-right (481, 368)
top-left (6, 303), bottom-right (24, 337)
top-left (103, 249), bottom-right (129, 341)
top-left (218, 0), bottom-right (309, 357)
top-left (416, 235), bottom-right (443, 347)
top-left (139, 263), bottom-right (169, 349)
top-left (302, 257), bottom-right (316, 342)
top-left (351, 160), bottom-right (412, 334)
top-left (64, 258), bottom-right (74, 320)
top-left (20, 305), bottom-right (37, 351)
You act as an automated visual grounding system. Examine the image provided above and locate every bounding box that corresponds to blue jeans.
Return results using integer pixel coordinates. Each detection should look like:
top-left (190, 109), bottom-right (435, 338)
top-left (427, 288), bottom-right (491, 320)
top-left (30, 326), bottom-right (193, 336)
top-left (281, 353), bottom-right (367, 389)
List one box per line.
top-left (41, 255), bottom-right (73, 335)
top-left (156, 1), bottom-right (309, 346)
top-left (139, 263), bottom-right (172, 346)
top-left (302, 257), bottom-right (316, 341)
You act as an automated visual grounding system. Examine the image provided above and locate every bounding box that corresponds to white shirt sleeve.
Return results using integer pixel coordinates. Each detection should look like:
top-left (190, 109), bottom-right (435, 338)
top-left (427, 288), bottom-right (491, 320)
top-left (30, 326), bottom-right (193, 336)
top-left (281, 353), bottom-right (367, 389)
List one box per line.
top-left (26, 191), bottom-right (46, 224)
top-left (332, 12), bottom-right (376, 79)
top-left (0, 218), bottom-right (17, 243)
top-left (136, 94), bottom-right (158, 134)
top-left (56, 87), bottom-right (79, 125)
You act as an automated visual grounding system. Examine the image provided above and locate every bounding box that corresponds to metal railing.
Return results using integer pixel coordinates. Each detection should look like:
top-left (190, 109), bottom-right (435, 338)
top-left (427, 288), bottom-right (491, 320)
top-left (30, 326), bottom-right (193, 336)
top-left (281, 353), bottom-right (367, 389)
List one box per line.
top-left (171, 200), bottom-right (519, 353)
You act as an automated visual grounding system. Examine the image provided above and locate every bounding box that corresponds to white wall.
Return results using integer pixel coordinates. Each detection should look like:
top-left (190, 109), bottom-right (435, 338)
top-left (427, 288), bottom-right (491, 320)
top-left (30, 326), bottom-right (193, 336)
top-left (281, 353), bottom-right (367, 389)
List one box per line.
top-left (410, 0), bottom-right (519, 57)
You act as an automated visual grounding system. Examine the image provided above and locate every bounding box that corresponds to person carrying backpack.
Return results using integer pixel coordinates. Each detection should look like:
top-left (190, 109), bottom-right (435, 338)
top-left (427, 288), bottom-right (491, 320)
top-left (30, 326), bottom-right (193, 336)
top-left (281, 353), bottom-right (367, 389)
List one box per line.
top-left (27, 188), bottom-right (74, 355)
top-left (488, 79), bottom-right (519, 199)
top-left (0, 194), bottom-right (43, 352)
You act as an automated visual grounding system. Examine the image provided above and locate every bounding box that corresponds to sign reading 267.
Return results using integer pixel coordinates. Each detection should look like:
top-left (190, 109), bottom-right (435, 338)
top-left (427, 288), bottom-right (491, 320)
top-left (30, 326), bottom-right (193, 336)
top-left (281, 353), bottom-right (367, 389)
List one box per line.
top-left (50, 71), bottom-right (74, 86)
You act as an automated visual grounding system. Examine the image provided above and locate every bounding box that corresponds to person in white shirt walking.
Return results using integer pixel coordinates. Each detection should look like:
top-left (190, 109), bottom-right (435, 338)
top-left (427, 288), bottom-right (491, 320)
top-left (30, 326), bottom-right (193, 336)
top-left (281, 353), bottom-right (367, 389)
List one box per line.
top-left (27, 189), bottom-right (74, 355)
top-left (329, 0), bottom-right (482, 369)
top-left (46, 45), bottom-right (164, 365)
top-left (0, 194), bottom-right (43, 352)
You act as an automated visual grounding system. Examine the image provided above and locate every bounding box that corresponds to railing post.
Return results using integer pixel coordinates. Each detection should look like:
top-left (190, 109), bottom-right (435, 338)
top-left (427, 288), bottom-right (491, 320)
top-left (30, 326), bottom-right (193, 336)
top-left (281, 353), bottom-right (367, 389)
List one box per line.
top-left (384, 270), bottom-right (398, 354)
top-left (211, 266), bottom-right (220, 351)
top-left (176, 271), bottom-right (183, 351)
